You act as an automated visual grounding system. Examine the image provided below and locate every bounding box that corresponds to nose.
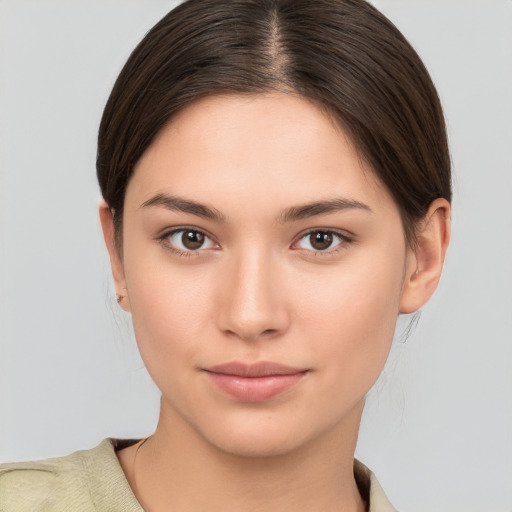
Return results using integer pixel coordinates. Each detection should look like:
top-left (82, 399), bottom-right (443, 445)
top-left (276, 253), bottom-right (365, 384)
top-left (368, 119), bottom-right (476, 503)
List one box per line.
top-left (216, 248), bottom-right (290, 342)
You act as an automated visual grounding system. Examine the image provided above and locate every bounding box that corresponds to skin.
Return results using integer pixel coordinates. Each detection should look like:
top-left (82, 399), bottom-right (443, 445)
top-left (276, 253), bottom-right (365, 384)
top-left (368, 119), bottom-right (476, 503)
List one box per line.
top-left (100, 92), bottom-right (450, 512)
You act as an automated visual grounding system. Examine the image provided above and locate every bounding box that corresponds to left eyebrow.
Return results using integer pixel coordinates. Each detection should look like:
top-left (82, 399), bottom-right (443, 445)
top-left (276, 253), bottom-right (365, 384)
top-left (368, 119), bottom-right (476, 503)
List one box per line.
top-left (278, 198), bottom-right (372, 223)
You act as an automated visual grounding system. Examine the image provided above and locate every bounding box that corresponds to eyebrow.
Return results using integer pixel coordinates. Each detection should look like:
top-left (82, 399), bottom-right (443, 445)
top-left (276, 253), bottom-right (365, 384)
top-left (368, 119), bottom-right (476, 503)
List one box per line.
top-left (140, 193), bottom-right (371, 224)
top-left (278, 198), bottom-right (372, 223)
top-left (140, 193), bottom-right (226, 222)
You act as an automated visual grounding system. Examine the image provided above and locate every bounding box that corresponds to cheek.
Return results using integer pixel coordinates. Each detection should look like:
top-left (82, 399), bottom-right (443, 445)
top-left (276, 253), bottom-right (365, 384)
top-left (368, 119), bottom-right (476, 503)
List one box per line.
top-left (123, 250), bottom-right (216, 373)
top-left (295, 252), bottom-right (404, 391)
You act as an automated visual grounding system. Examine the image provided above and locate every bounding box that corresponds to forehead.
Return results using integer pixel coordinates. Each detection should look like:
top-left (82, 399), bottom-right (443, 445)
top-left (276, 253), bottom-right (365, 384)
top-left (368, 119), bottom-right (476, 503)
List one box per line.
top-left (127, 92), bottom-right (394, 216)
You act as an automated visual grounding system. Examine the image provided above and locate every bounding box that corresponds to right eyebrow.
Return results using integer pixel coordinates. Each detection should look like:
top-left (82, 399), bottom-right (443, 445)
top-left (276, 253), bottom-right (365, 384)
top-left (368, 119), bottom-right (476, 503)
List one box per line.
top-left (140, 193), bottom-right (226, 222)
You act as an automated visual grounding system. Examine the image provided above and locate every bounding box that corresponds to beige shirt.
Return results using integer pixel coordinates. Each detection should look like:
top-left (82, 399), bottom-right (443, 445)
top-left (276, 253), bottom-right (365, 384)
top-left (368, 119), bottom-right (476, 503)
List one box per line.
top-left (0, 439), bottom-right (397, 511)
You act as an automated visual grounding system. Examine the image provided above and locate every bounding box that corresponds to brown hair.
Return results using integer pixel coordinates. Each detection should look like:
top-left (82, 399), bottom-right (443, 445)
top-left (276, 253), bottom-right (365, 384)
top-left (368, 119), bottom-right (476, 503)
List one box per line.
top-left (97, 0), bottom-right (451, 248)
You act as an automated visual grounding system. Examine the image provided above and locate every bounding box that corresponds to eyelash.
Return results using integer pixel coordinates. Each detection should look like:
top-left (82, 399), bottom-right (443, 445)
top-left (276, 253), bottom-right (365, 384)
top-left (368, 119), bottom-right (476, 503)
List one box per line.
top-left (156, 227), bottom-right (353, 257)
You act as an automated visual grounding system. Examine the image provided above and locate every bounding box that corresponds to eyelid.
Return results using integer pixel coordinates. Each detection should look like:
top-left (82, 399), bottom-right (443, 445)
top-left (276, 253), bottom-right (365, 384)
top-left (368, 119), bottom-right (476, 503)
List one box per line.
top-left (156, 225), bottom-right (217, 241)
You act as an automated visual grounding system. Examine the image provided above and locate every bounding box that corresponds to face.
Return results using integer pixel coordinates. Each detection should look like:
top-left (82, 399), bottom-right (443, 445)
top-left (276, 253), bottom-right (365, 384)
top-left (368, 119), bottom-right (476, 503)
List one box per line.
top-left (115, 93), bottom-right (415, 457)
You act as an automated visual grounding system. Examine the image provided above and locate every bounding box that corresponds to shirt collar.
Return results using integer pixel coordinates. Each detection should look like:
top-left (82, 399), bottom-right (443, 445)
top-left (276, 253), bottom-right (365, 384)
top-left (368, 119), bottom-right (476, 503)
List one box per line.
top-left (86, 439), bottom-right (396, 512)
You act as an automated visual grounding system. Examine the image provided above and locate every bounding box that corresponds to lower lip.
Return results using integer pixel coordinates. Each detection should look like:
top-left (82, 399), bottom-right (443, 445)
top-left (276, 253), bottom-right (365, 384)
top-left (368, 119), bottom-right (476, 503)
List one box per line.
top-left (205, 372), bottom-right (307, 402)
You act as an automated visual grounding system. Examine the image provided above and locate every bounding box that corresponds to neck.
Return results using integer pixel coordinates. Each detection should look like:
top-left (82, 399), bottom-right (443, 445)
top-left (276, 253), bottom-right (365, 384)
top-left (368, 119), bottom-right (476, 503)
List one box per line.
top-left (123, 401), bottom-right (366, 512)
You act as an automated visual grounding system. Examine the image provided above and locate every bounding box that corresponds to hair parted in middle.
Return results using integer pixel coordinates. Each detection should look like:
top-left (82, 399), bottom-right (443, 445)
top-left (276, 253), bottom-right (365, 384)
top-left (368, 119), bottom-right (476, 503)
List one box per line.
top-left (97, 0), bottom-right (451, 249)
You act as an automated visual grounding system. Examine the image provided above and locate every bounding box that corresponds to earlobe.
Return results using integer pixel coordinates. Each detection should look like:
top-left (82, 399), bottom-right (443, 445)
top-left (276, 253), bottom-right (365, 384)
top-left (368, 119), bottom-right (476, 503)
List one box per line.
top-left (98, 200), bottom-right (131, 312)
top-left (399, 198), bottom-right (451, 314)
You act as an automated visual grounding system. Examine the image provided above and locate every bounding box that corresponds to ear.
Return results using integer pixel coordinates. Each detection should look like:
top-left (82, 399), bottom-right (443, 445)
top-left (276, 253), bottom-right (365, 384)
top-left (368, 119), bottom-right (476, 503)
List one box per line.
top-left (99, 200), bottom-right (131, 312)
top-left (400, 198), bottom-right (451, 314)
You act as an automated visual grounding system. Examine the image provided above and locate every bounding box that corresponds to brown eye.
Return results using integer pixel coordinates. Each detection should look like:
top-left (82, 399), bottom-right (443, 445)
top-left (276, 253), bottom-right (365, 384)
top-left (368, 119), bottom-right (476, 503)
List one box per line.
top-left (166, 229), bottom-right (216, 253)
top-left (310, 231), bottom-right (333, 250)
top-left (182, 230), bottom-right (205, 250)
top-left (295, 230), bottom-right (347, 252)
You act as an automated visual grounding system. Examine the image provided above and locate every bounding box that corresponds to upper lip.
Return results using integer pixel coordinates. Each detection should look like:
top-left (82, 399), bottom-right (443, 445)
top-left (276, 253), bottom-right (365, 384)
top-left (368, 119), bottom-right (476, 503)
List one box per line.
top-left (205, 361), bottom-right (308, 377)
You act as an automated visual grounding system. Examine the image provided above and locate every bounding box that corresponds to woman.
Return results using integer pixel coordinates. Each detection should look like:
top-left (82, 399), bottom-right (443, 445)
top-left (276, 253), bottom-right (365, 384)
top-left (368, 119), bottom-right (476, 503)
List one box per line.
top-left (0, 0), bottom-right (451, 510)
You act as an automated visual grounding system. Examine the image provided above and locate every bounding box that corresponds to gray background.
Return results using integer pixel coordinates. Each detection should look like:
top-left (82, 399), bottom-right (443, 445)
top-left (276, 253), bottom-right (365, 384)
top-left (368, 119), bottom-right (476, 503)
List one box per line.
top-left (1, 1), bottom-right (511, 511)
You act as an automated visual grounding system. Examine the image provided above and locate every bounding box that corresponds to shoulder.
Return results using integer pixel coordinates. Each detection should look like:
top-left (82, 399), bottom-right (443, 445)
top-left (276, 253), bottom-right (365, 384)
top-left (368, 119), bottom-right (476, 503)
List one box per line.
top-left (0, 439), bottom-right (142, 512)
top-left (0, 446), bottom-right (93, 511)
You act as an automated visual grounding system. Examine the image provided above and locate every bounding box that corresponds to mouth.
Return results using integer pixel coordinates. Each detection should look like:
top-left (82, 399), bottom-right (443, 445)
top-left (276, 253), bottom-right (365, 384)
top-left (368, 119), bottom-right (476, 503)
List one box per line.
top-left (202, 361), bottom-right (309, 402)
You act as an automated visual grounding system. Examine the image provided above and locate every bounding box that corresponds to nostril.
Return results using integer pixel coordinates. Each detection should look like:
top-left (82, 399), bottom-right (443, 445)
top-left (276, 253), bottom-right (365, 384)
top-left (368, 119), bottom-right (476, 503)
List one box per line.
top-left (222, 327), bottom-right (281, 342)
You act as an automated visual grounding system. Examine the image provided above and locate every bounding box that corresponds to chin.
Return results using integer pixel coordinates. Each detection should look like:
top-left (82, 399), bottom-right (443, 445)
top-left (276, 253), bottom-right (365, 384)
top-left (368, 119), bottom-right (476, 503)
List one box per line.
top-left (191, 406), bottom-right (352, 461)
top-left (204, 428), bottom-right (306, 459)
top-left (159, 380), bottom-right (366, 461)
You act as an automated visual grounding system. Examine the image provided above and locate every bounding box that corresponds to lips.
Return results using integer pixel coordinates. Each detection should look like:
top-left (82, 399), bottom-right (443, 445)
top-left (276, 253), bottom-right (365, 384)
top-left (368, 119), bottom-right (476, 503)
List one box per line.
top-left (203, 361), bottom-right (308, 402)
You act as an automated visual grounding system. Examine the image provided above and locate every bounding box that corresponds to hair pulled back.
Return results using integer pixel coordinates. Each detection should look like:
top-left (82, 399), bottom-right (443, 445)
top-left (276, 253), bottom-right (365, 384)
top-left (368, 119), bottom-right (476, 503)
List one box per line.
top-left (97, 0), bottom-right (451, 247)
